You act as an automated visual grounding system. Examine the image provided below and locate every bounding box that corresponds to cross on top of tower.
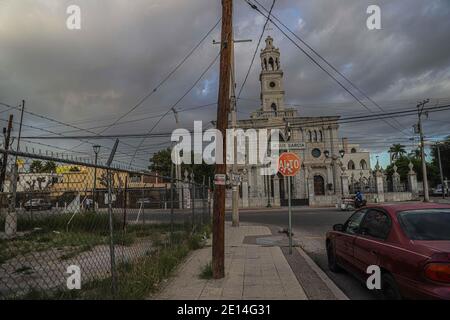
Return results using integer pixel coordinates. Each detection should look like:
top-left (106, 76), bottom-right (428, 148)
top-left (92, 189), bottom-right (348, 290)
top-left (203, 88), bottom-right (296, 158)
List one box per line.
top-left (264, 35), bottom-right (275, 50)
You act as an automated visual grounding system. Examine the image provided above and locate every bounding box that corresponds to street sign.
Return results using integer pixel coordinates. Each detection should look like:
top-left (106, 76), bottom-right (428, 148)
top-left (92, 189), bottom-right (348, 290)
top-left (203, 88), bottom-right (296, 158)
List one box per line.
top-left (214, 174), bottom-right (227, 186)
top-left (278, 152), bottom-right (302, 177)
top-left (278, 152), bottom-right (302, 256)
top-left (280, 142), bottom-right (306, 150)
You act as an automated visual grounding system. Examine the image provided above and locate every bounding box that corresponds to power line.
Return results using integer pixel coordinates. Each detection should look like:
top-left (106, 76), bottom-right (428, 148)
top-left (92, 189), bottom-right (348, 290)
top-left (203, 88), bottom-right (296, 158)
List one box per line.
top-left (97, 18), bottom-right (222, 136)
top-left (243, 0), bottom-right (411, 138)
top-left (0, 103), bottom-right (151, 165)
top-left (37, 102), bottom-right (217, 136)
top-left (237, 0), bottom-right (276, 100)
top-left (129, 50), bottom-right (222, 166)
top-left (251, 0), bottom-right (409, 135)
top-left (40, 102), bottom-right (218, 130)
top-left (22, 104), bottom-right (450, 140)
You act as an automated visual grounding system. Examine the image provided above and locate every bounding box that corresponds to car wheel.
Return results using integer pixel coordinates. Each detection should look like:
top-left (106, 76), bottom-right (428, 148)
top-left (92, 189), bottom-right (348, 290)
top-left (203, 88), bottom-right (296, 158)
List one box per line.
top-left (326, 242), bottom-right (342, 273)
top-left (380, 273), bottom-right (402, 300)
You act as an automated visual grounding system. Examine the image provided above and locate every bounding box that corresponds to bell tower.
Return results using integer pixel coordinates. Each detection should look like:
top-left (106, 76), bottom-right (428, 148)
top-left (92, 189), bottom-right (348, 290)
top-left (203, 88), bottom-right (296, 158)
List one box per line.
top-left (260, 36), bottom-right (285, 112)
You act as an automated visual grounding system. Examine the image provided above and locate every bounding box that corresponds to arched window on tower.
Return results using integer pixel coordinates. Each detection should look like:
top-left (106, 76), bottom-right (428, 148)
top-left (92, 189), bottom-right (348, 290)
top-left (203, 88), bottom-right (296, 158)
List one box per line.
top-left (269, 57), bottom-right (275, 70)
top-left (308, 131), bottom-right (312, 142)
top-left (271, 103), bottom-right (277, 112)
top-left (347, 160), bottom-right (355, 170)
top-left (319, 130), bottom-right (323, 142)
top-left (314, 130), bottom-right (318, 142)
top-left (275, 58), bottom-right (279, 70)
top-left (360, 160), bottom-right (368, 170)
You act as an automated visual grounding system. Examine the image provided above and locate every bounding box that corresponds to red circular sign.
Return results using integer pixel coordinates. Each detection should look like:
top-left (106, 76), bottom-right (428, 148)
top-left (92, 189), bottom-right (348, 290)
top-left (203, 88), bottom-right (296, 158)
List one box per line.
top-left (278, 152), bottom-right (302, 177)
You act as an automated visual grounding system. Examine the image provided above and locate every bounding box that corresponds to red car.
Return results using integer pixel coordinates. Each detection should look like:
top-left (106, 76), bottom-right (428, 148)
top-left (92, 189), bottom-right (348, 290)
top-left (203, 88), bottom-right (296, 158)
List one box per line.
top-left (326, 203), bottom-right (450, 300)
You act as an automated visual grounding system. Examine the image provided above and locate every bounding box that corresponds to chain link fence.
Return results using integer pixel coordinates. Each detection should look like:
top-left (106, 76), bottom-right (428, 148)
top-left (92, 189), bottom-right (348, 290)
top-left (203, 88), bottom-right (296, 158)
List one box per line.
top-left (0, 149), bottom-right (210, 299)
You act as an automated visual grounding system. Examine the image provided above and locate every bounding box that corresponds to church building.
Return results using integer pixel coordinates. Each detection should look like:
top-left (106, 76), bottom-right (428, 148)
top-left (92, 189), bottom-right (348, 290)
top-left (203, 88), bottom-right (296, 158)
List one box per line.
top-left (227, 36), bottom-right (371, 208)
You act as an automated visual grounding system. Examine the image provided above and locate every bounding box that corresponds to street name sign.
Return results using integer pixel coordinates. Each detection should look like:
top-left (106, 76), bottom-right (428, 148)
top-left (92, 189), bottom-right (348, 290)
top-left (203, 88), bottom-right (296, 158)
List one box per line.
top-left (280, 142), bottom-right (306, 150)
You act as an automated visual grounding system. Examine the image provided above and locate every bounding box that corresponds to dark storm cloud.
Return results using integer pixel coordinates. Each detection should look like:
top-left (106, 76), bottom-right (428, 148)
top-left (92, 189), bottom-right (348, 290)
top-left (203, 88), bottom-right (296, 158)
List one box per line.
top-left (1, 0), bottom-right (449, 168)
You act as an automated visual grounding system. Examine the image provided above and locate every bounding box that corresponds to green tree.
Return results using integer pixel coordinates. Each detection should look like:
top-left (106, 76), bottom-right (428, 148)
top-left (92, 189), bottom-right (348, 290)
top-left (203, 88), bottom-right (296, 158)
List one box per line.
top-left (29, 160), bottom-right (43, 173)
top-left (29, 160), bottom-right (58, 173)
top-left (149, 148), bottom-right (214, 184)
top-left (386, 155), bottom-right (439, 184)
top-left (149, 148), bottom-right (172, 179)
top-left (389, 144), bottom-right (407, 161)
top-left (42, 161), bottom-right (57, 173)
top-left (431, 136), bottom-right (450, 182)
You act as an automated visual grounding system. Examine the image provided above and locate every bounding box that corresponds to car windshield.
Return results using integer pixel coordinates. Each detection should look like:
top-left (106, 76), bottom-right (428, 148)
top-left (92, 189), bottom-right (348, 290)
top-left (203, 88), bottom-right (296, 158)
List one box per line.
top-left (398, 209), bottom-right (450, 240)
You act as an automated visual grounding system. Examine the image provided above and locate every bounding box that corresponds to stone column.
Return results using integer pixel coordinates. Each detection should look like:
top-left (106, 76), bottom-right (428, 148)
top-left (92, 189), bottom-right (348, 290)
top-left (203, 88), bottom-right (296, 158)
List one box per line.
top-left (407, 162), bottom-right (418, 198)
top-left (341, 169), bottom-right (349, 196)
top-left (257, 166), bottom-right (264, 197)
top-left (241, 169), bottom-right (249, 208)
top-left (308, 171), bottom-right (315, 205)
top-left (326, 162), bottom-right (333, 194)
top-left (293, 173), bottom-right (302, 199)
top-left (330, 125), bottom-right (341, 195)
top-left (392, 165), bottom-right (401, 192)
top-left (375, 163), bottom-right (385, 203)
top-left (283, 176), bottom-right (288, 200)
top-left (273, 174), bottom-right (280, 207)
top-left (248, 166), bottom-right (257, 207)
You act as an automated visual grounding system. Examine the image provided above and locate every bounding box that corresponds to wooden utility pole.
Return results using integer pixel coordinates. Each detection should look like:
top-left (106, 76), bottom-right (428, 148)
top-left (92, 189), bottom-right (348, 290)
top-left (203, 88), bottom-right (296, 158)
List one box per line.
top-left (417, 99), bottom-right (430, 202)
top-left (213, 0), bottom-right (233, 279)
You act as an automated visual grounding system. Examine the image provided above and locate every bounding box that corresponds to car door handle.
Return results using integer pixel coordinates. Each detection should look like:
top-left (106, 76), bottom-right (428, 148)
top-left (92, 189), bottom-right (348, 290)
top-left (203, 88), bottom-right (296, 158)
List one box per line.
top-left (370, 250), bottom-right (377, 255)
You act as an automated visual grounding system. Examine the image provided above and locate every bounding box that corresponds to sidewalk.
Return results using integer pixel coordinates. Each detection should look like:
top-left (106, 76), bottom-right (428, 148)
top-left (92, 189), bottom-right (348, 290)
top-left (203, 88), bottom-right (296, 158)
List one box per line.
top-left (155, 223), bottom-right (307, 300)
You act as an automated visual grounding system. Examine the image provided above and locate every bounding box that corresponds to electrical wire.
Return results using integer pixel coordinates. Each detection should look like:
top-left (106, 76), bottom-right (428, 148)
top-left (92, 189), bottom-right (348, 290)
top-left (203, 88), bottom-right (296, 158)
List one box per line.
top-left (129, 50), bottom-right (222, 166)
top-left (243, 0), bottom-right (411, 138)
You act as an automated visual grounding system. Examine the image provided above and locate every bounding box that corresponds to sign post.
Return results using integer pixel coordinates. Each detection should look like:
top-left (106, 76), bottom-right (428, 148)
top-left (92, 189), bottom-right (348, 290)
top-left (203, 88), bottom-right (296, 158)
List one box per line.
top-left (278, 152), bottom-right (302, 254)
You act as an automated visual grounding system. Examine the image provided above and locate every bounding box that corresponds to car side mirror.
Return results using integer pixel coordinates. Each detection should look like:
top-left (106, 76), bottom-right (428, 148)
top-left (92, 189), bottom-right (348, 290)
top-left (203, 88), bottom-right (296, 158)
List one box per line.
top-left (333, 224), bottom-right (344, 232)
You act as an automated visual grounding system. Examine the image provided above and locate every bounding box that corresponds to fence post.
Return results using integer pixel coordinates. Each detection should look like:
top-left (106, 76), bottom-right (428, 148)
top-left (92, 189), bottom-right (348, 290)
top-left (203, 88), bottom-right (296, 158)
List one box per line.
top-left (201, 176), bottom-right (206, 226)
top-left (170, 163), bottom-right (175, 244)
top-left (107, 170), bottom-right (117, 296)
top-left (123, 176), bottom-right (127, 231)
top-left (6, 163), bottom-right (18, 237)
top-left (191, 172), bottom-right (195, 230)
top-left (141, 188), bottom-right (145, 225)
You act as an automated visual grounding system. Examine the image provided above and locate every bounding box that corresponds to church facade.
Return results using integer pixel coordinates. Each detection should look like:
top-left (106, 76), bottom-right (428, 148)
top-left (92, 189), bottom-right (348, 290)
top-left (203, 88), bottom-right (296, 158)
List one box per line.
top-left (227, 36), bottom-right (371, 208)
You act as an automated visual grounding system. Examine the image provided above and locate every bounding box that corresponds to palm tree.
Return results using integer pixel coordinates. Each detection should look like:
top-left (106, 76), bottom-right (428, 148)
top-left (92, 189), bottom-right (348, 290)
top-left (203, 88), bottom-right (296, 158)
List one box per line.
top-left (408, 148), bottom-right (421, 159)
top-left (389, 144), bottom-right (406, 161)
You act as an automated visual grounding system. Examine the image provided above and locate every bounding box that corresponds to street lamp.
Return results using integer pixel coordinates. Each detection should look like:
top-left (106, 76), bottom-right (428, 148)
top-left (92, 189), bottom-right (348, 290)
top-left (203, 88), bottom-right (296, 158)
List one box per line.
top-left (93, 145), bottom-right (101, 211)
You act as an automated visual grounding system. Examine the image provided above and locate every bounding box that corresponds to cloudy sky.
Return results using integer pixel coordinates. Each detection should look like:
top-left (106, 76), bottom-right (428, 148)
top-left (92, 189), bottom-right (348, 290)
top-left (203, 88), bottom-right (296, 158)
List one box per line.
top-left (1, 0), bottom-right (450, 169)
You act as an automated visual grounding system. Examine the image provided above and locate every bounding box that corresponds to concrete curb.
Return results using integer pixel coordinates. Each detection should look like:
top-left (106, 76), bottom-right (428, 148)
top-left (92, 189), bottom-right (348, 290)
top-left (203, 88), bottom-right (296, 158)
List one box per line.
top-left (295, 247), bottom-right (349, 300)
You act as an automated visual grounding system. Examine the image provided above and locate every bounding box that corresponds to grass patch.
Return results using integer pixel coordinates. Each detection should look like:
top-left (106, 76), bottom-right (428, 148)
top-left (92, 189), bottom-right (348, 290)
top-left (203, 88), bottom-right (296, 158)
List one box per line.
top-left (199, 262), bottom-right (213, 280)
top-left (0, 215), bottom-right (185, 263)
top-left (15, 225), bottom-right (211, 300)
